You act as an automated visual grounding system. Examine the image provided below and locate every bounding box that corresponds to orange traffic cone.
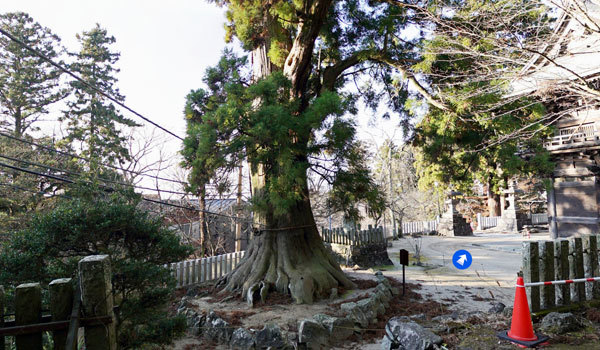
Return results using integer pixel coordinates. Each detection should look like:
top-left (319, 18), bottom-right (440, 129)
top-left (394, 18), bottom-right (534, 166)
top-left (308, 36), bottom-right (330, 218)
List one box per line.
top-left (497, 276), bottom-right (549, 348)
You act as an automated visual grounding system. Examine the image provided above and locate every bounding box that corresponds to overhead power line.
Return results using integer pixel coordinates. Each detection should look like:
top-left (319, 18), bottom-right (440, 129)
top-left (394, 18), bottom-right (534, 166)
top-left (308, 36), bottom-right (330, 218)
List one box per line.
top-left (0, 153), bottom-right (191, 196)
top-left (0, 160), bottom-right (254, 224)
top-left (0, 182), bottom-right (71, 199)
top-left (0, 27), bottom-right (184, 141)
top-left (0, 132), bottom-right (193, 187)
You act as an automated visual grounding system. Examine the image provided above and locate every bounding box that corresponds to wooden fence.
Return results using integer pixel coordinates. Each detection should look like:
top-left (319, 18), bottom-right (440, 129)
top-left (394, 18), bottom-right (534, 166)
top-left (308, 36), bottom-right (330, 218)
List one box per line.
top-left (531, 213), bottom-right (548, 225)
top-left (320, 226), bottom-right (385, 246)
top-left (476, 214), bottom-right (500, 230)
top-left (0, 255), bottom-right (116, 350)
top-left (522, 235), bottom-right (600, 312)
top-left (165, 251), bottom-right (246, 288)
top-left (401, 219), bottom-right (439, 235)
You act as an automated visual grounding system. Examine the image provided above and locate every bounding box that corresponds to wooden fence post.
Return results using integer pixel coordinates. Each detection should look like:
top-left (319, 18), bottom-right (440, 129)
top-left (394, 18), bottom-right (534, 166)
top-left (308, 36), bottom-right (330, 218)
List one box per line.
top-left (178, 262), bottom-right (184, 287)
top-left (569, 237), bottom-right (586, 302)
top-left (49, 278), bottom-right (76, 350)
top-left (582, 235), bottom-right (600, 300)
top-left (15, 282), bottom-right (42, 350)
top-left (0, 285), bottom-right (4, 350)
top-left (79, 255), bottom-right (117, 350)
top-left (555, 240), bottom-right (571, 306)
top-left (522, 242), bottom-right (540, 312)
top-left (539, 241), bottom-right (555, 309)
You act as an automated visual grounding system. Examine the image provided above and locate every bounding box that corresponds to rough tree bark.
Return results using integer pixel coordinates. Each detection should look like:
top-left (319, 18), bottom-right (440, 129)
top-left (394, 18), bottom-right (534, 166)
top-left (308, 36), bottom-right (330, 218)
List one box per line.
top-left (487, 179), bottom-right (501, 217)
top-left (223, 1), bottom-right (355, 303)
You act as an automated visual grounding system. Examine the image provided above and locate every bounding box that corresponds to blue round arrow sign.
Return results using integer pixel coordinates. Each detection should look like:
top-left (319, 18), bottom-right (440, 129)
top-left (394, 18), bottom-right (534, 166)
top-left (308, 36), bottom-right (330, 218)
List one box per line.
top-left (452, 249), bottom-right (472, 270)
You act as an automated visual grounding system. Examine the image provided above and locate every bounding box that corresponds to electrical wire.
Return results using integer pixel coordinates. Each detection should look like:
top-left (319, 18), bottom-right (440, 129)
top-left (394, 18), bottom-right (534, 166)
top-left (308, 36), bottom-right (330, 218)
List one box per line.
top-left (0, 131), bottom-right (194, 187)
top-left (0, 160), bottom-right (255, 224)
top-left (0, 27), bottom-right (184, 141)
top-left (0, 182), bottom-right (71, 199)
top-left (0, 153), bottom-right (191, 196)
top-left (0, 161), bottom-right (319, 232)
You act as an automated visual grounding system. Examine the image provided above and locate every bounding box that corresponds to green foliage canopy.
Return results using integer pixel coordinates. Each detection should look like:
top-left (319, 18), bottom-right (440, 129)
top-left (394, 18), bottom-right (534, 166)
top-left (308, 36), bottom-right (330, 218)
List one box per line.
top-left (0, 185), bottom-right (192, 348)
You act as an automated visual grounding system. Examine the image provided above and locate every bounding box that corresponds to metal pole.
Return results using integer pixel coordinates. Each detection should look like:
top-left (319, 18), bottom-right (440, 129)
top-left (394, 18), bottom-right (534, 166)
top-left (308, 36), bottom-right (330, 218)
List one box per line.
top-left (402, 264), bottom-right (406, 296)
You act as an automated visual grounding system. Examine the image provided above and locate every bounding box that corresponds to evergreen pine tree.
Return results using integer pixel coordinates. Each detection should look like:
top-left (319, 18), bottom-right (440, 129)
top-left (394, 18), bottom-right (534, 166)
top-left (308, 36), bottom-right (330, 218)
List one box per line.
top-left (62, 24), bottom-right (138, 173)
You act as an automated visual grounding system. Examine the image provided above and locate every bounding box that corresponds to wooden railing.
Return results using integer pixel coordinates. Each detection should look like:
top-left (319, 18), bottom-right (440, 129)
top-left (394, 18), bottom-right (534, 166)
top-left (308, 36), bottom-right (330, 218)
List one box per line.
top-left (165, 251), bottom-right (246, 288)
top-left (476, 214), bottom-right (500, 230)
top-left (401, 219), bottom-right (439, 235)
top-left (531, 213), bottom-right (548, 225)
top-left (544, 125), bottom-right (600, 151)
top-left (320, 226), bottom-right (385, 246)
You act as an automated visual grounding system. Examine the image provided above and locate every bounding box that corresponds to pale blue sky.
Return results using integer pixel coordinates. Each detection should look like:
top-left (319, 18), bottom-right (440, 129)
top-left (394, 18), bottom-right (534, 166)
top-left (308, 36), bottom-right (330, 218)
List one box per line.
top-left (2, 0), bottom-right (228, 141)
top-left (1, 0), bottom-right (404, 194)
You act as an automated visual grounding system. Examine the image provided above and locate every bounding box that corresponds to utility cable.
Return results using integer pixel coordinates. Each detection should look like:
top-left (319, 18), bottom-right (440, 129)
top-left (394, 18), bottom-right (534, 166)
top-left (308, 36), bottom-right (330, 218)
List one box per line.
top-left (0, 153), bottom-right (191, 196)
top-left (0, 28), bottom-right (184, 141)
top-left (0, 182), bottom-right (71, 199)
top-left (0, 161), bottom-right (319, 232)
top-left (0, 160), bottom-right (255, 224)
top-left (0, 132), bottom-right (194, 187)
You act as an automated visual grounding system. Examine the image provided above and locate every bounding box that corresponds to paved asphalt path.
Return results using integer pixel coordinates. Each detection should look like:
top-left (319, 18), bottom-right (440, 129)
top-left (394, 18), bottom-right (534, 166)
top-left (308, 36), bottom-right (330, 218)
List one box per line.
top-left (378, 231), bottom-right (552, 312)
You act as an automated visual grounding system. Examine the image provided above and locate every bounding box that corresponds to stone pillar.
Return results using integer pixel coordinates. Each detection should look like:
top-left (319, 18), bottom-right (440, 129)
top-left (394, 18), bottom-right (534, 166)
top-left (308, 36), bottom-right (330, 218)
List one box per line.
top-left (15, 283), bottom-right (42, 350)
top-left (548, 177), bottom-right (558, 239)
top-left (497, 181), bottom-right (519, 233)
top-left (437, 191), bottom-right (473, 236)
top-left (49, 278), bottom-right (75, 350)
top-left (79, 255), bottom-right (117, 350)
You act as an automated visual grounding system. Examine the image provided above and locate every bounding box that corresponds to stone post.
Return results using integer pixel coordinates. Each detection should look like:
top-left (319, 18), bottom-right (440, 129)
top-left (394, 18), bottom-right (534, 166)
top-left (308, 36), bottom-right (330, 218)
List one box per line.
top-left (569, 238), bottom-right (586, 302)
top-left (15, 283), bottom-right (42, 350)
top-left (547, 177), bottom-right (558, 239)
top-left (79, 255), bottom-right (117, 350)
top-left (522, 242), bottom-right (540, 312)
top-left (539, 241), bottom-right (555, 309)
top-left (49, 278), bottom-right (76, 350)
top-left (583, 235), bottom-right (600, 299)
top-left (554, 240), bottom-right (571, 306)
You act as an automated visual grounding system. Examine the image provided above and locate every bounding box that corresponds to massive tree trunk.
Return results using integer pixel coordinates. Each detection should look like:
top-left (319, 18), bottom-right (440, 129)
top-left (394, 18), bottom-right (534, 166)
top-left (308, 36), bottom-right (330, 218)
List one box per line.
top-left (487, 178), bottom-right (501, 217)
top-left (224, 181), bottom-right (355, 303)
top-left (223, 2), bottom-right (355, 303)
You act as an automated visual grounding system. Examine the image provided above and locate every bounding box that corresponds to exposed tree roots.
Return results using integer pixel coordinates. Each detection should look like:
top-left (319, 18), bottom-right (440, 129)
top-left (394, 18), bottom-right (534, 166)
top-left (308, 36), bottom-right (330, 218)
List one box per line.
top-left (222, 225), bottom-right (355, 304)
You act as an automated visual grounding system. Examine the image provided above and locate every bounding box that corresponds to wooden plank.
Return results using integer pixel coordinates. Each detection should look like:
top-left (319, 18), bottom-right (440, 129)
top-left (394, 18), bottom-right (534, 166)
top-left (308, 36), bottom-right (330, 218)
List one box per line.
top-left (553, 167), bottom-right (596, 177)
top-left (555, 181), bottom-right (596, 188)
top-left (556, 216), bottom-right (599, 224)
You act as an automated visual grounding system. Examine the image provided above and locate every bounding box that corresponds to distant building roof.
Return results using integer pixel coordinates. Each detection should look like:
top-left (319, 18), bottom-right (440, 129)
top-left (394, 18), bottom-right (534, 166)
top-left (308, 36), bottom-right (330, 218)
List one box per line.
top-left (510, 1), bottom-right (600, 96)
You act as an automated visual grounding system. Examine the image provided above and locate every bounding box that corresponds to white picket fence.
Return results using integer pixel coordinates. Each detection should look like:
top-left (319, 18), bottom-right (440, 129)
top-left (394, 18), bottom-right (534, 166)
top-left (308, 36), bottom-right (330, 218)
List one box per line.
top-left (320, 226), bottom-right (385, 246)
top-left (531, 213), bottom-right (548, 225)
top-left (401, 219), bottom-right (439, 235)
top-left (165, 251), bottom-right (246, 288)
top-left (477, 214), bottom-right (500, 230)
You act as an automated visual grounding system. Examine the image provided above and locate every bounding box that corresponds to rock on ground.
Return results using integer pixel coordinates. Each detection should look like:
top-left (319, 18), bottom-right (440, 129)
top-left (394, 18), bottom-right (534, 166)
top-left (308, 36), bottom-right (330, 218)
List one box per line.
top-left (298, 319), bottom-right (329, 350)
top-left (540, 312), bottom-right (584, 334)
top-left (381, 317), bottom-right (443, 350)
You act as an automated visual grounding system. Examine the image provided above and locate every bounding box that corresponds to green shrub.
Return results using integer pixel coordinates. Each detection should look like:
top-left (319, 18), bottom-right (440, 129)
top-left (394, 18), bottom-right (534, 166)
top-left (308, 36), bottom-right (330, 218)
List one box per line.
top-left (0, 185), bottom-right (192, 348)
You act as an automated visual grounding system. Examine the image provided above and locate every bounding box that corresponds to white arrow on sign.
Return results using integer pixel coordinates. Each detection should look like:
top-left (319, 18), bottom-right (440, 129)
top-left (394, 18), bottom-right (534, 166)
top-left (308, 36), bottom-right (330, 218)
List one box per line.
top-left (456, 254), bottom-right (467, 266)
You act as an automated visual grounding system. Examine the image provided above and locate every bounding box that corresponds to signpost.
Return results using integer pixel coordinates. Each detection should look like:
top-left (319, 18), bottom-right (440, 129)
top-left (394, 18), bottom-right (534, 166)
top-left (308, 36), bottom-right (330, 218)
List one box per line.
top-left (399, 249), bottom-right (409, 296)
